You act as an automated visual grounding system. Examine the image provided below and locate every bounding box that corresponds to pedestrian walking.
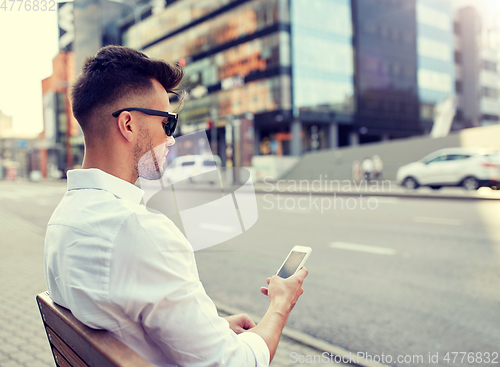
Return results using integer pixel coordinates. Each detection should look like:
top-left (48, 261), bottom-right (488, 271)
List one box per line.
top-left (373, 155), bottom-right (383, 180)
top-left (362, 156), bottom-right (373, 182)
top-left (352, 160), bottom-right (361, 183)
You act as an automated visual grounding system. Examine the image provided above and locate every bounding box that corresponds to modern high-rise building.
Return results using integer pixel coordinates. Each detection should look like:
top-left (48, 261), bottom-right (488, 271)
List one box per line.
top-left (122, 0), bottom-right (357, 159)
top-left (352, 0), bottom-right (420, 144)
top-left (289, 0), bottom-right (355, 153)
top-left (123, 0), bottom-right (296, 161)
top-left (453, 6), bottom-right (500, 129)
top-left (121, 0), bottom-right (459, 161)
top-left (416, 0), bottom-right (455, 133)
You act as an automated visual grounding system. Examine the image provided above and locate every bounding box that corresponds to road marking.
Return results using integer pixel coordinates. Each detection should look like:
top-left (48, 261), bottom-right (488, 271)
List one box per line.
top-left (413, 217), bottom-right (462, 226)
top-left (329, 242), bottom-right (396, 255)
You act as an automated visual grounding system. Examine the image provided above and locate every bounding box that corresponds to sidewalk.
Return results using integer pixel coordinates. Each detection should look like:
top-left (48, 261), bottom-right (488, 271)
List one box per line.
top-left (0, 206), bottom-right (384, 367)
top-left (0, 209), bottom-right (54, 367)
top-left (174, 178), bottom-right (500, 201)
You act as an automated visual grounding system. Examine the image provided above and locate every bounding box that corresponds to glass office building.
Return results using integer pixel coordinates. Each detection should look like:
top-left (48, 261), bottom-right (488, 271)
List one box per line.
top-left (291, 0), bottom-right (354, 152)
top-left (119, 0), bottom-right (462, 158)
top-left (352, 0), bottom-right (421, 143)
top-left (416, 0), bottom-right (455, 132)
top-left (124, 0), bottom-right (294, 161)
top-left (123, 0), bottom-right (356, 159)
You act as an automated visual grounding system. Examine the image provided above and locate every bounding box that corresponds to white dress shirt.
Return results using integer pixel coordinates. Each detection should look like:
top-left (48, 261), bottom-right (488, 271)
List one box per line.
top-left (44, 168), bottom-right (270, 367)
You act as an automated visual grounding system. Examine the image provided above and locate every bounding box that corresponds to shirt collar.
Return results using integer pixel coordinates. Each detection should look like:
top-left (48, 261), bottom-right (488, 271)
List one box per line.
top-left (67, 169), bottom-right (144, 204)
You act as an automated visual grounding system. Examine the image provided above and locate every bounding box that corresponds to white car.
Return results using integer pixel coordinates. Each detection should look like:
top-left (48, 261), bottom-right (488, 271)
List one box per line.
top-left (396, 148), bottom-right (500, 190)
top-left (164, 155), bottom-right (221, 185)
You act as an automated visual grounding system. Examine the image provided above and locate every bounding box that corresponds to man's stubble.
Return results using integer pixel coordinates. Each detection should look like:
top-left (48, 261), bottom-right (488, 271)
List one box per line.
top-left (134, 123), bottom-right (164, 181)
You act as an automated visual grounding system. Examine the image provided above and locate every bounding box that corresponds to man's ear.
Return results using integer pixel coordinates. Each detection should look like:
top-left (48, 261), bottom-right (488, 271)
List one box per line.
top-left (116, 112), bottom-right (134, 142)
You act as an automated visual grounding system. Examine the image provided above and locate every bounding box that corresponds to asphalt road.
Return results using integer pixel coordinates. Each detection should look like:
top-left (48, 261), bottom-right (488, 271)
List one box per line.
top-left (2, 180), bottom-right (499, 367)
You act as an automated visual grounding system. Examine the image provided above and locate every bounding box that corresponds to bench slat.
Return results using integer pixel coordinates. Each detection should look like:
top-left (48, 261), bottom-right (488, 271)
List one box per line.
top-left (37, 292), bottom-right (155, 367)
top-left (46, 325), bottom-right (88, 367)
top-left (52, 348), bottom-right (74, 367)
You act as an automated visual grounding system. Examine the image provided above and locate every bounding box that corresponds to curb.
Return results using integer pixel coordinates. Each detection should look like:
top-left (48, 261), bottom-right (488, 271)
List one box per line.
top-left (172, 185), bottom-right (500, 201)
top-left (214, 301), bottom-right (391, 367)
top-left (252, 189), bottom-right (500, 201)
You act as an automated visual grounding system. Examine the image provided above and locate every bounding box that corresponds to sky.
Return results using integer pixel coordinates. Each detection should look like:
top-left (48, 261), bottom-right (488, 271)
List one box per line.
top-left (0, 6), bottom-right (59, 136)
top-left (0, 0), bottom-right (499, 137)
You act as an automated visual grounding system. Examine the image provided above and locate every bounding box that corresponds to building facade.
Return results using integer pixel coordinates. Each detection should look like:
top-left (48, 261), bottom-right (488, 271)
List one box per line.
top-left (124, 0), bottom-right (356, 161)
top-left (454, 6), bottom-right (500, 129)
top-left (40, 51), bottom-right (83, 178)
top-left (352, 0), bottom-right (421, 145)
top-left (291, 0), bottom-right (354, 152)
top-left (67, 0), bottom-right (498, 163)
top-left (122, 0), bottom-right (456, 161)
top-left (0, 111), bottom-right (36, 180)
top-left (416, 0), bottom-right (455, 133)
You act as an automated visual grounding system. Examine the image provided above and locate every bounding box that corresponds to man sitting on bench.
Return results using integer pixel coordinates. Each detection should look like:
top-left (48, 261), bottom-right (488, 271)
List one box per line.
top-left (44, 45), bottom-right (308, 367)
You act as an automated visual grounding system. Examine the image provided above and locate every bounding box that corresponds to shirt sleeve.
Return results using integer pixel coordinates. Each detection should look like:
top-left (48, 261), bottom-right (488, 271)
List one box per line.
top-left (238, 332), bottom-right (271, 367)
top-left (109, 210), bottom-right (270, 367)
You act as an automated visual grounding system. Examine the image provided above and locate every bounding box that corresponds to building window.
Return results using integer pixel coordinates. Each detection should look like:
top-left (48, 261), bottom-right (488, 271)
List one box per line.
top-left (420, 104), bottom-right (434, 120)
top-left (454, 51), bottom-right (461, 64)
top-left (418, 37), bottom-right (451, 61)
top-left (481, 87), bottom-right (498, 98)
top-left (418, 69), bottom-right (452, 93)
top-left (404, 65), bottom-right (415, 77)
top-left (481, 114), bottom-right (499, 121)
top-left (364, 22), bottom-right (377, 34)
top-left (403, 30), bottom-right (414, 44)
top-left (455, 81), bottom-right (462, 93)
top-left (380, 25), bottom-right (389, 39)
top-left (454, 22), bottom-right (460, 34)
top-left (392, 63), bottom-right (401, 76)
top-left (417, 3), bottom-right (451, 31)
top-left (391, 29), bottom-right (400, 42)
top-left (482, 60), bottom-right (497, 72)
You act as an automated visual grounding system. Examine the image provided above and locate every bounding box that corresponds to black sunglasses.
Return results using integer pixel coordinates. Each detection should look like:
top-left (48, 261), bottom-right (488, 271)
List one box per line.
top-left (112, 107), bottom-right (178, 136)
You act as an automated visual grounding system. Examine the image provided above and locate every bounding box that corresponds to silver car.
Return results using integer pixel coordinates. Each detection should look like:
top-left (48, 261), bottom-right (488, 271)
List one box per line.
top-left (396, 148), bottom-right (500, 190)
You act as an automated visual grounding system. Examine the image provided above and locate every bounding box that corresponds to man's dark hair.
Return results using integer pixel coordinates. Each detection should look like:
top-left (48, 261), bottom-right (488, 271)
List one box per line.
top-left (71, 45), bottom-right (184, 136)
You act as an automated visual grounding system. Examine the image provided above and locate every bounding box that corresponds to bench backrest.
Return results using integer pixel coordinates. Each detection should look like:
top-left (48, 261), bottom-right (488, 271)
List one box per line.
top-left (36, 291), bottom-right (155, 367)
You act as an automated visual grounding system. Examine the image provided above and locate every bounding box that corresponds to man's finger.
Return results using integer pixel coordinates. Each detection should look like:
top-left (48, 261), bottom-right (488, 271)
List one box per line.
top-left (260, 287), bottom-right (268, 296)
top-left (244, 317), bottom-right (256, 329)
top-left (288, 267), bottom-right (308, 282)
top-left (295, 266), bottom-right (308, 280)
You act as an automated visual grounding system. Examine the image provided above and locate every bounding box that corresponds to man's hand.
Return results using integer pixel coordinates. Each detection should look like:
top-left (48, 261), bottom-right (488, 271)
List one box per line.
top-left (224, 314), bottom-right (256, 334)
top-left (250, 267), bottom-right (309, 363)
top-left (260, 267), bottom-right (308, 313)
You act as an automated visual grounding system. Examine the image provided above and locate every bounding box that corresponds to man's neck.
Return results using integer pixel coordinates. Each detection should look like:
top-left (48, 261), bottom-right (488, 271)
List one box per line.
top-left (82, 149), bottom-right (136, 184)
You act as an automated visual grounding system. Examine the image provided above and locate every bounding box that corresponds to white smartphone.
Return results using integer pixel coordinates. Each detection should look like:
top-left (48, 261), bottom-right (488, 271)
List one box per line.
top-left (276, 246), bottom-right (312, 279)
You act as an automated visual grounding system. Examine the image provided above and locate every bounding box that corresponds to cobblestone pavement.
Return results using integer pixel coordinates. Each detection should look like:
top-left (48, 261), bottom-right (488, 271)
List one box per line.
top-left (0, 208), bottom-right (54, 367)
top-left (0, 194), bottom-right (348, 367)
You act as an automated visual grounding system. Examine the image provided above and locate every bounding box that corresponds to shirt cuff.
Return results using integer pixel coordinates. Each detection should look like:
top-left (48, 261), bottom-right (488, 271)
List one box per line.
top-left (238, 331), bottom-right (270, 367)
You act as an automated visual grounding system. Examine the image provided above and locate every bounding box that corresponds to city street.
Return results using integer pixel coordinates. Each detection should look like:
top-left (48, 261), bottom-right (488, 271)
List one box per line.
top-left (1, 180), bottom-right (499, 367)
top-left (197, 190), bottom-right (500, 366)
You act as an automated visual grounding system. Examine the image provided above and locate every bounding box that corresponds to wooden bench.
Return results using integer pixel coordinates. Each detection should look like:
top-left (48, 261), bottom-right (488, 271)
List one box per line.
top-left (36, 291), bottom-right (155, 367)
